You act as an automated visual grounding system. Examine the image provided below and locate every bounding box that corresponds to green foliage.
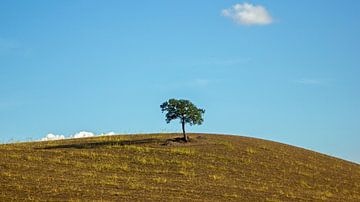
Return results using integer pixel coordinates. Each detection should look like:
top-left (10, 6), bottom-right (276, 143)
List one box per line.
top-left (160, 99), bottom-right (205, 141)
top-left (160, 98), bottom-right (205, 125)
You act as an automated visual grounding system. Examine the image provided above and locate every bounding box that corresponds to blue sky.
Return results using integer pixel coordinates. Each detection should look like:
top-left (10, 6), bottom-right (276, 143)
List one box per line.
top-left (1, 1), bottom-right (359, 163)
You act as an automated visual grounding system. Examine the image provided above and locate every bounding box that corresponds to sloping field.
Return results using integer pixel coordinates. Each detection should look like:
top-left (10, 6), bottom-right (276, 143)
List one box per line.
top-left (0, 133), bottom-right (359, 201)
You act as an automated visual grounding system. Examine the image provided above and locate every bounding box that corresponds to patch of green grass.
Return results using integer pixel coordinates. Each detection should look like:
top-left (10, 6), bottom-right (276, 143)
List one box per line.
top-left (178, 169), bottom-right (196, 177)
top-left (208, 174), bottom-right (224, 180)
top-left (300, 180), bottom-right (312, 189)
top-left (222, 193), bottom-right (239, 198)
top-left (134, 156), bottom-right (163, 165)
top-left (217, 140), bottom-right (235, 150)
top-left (246, 147), bottom-right (257, 154)
top-left (167, 159), bottom-right (194, 168)
top-left (123, 145), bottom-right (151, 153)
top-left (169, 147), bottom-right (196, 155)
top-left (152, 177), bottom-right (168, 184)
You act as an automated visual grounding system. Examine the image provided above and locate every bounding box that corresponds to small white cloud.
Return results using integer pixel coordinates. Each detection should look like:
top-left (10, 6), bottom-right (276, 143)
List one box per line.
top-left (40, 131), bottom-right (119, 142)
top-left (99, 132), bottom-right (116, 136)
top-left (41, 133), bottom-right (65, 141)
top-left (222, 3), bottom-right (273, 25)
top-left (71, 131), bottom-right (95, 139)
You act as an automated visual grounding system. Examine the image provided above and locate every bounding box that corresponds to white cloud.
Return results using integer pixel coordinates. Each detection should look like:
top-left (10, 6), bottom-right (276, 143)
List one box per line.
top-left (41, 133), bottom-right (65, 141)
top-left (40, 131), bottom-right (117, 141)
top-left (99, 132), bottom-right (116, 136)
top-left (70, 131), bottom-right (95, 139)
top-left (222, 3), bottom-right (273, 25)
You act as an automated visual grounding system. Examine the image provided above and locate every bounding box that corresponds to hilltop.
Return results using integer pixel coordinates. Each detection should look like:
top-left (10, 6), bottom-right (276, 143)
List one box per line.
top-left (0, 133), bottom-right (359, 201)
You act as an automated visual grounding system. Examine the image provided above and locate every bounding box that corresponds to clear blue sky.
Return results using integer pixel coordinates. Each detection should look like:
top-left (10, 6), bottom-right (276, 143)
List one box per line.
top-left (1, 1), bottom-right (359, 163)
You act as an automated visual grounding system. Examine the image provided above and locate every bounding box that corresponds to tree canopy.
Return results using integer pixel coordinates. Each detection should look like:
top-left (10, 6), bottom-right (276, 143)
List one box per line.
top-left (160, 99), bottom-right (205, 142)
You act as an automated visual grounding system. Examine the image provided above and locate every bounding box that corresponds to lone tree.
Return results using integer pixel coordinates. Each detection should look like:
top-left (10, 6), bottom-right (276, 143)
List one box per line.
top-left (160, 98), bottom-right (205, 142)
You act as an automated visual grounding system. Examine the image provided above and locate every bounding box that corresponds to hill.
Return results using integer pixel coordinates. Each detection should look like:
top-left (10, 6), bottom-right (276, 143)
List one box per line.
top-left (0, 133), bottom-right (359, 201)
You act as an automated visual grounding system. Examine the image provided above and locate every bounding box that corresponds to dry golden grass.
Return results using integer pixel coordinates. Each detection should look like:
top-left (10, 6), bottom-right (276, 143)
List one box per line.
top-left (0, 133), bottom-right (359, 201)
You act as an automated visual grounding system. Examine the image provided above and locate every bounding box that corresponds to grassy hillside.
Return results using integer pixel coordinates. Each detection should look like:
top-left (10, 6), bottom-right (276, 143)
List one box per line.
top-left (0, 133), bottom-right (359, 201)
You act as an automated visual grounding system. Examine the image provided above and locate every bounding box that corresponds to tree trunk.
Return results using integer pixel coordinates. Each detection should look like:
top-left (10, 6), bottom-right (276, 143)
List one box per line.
top-left (181, 119), bottom-right (188, 142)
